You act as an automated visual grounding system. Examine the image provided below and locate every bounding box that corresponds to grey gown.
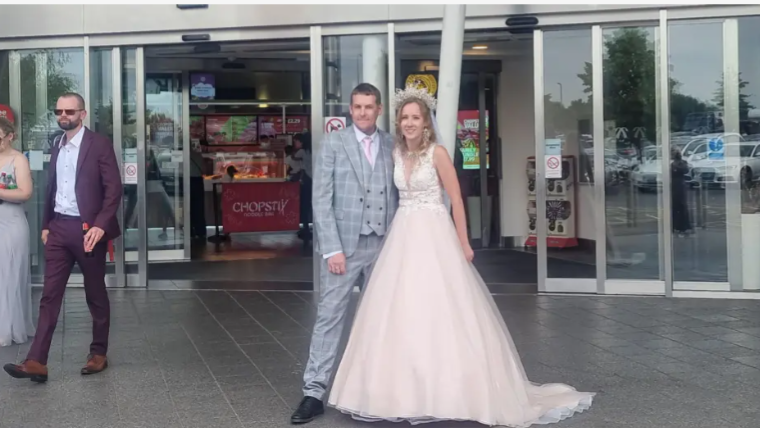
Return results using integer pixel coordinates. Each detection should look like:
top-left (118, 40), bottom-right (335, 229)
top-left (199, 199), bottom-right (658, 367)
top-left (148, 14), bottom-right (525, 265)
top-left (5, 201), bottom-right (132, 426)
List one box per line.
top-left (0, 157), bottom-right (35, 346)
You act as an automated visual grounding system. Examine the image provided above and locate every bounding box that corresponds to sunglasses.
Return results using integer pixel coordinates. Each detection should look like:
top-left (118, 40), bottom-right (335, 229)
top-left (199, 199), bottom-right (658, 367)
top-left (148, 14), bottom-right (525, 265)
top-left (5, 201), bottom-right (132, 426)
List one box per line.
top-left (53, 109), bottom-right (83, 116)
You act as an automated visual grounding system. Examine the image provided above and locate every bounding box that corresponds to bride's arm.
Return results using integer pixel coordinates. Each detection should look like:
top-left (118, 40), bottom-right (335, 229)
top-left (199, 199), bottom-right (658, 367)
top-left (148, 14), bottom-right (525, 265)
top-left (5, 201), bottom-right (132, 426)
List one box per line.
top-left (433, 145), bottom-right (473, 259)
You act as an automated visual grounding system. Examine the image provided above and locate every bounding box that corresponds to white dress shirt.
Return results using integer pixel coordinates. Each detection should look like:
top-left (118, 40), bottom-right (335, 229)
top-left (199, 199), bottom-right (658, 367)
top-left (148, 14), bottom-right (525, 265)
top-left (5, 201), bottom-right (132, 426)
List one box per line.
top-left (54, 127), bottom-right (85, 217)
top-left (323, 126), bottom-right (380, 259)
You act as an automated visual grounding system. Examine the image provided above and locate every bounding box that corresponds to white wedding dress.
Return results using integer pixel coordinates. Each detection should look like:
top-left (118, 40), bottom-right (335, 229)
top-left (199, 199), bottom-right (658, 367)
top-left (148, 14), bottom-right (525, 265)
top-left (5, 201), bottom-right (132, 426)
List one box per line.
top-left (327, 145), bottom-right (594, 427)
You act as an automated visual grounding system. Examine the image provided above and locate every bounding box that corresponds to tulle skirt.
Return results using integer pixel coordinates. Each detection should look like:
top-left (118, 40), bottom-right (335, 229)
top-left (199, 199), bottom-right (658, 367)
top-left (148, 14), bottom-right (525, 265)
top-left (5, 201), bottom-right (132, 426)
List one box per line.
top-left (327, 206), bottom-right (594, 427)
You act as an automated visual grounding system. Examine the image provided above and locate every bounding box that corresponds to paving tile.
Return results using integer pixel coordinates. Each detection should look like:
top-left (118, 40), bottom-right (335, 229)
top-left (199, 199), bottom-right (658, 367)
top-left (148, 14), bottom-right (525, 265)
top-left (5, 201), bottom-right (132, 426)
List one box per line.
top-left (3, 289), bottom-right (760, 427)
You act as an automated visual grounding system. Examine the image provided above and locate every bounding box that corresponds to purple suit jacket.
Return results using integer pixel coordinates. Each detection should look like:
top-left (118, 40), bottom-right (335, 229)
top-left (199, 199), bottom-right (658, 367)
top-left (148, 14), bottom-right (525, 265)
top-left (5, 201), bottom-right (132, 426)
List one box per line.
top-left (42, 127), bottom-right (122, 241)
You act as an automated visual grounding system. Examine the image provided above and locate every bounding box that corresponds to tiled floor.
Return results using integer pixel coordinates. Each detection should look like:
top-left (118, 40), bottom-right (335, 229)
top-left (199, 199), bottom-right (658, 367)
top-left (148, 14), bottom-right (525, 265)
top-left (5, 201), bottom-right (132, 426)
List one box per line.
top-left (3, 289), bottom-right (760, 428)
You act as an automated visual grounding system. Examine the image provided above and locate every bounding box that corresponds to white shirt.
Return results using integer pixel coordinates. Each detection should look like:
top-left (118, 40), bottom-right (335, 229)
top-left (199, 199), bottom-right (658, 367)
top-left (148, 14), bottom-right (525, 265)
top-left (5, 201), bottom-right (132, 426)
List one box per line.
top-left (286, 155), bottom-right (302, 174)
top-left (323, 127), bottom-right (380, 259)
top-left (295, 148), bottom-right (312, 178)
top-left (54, 127), bottom-right (85, 217)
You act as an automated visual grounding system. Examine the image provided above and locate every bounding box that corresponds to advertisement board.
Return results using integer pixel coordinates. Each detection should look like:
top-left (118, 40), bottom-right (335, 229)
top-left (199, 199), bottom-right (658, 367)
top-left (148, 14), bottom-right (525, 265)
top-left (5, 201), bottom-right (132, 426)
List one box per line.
top-left (457, 110), bottom-right (490, 170)
top-left (221, 182), bottom-right (301, 233)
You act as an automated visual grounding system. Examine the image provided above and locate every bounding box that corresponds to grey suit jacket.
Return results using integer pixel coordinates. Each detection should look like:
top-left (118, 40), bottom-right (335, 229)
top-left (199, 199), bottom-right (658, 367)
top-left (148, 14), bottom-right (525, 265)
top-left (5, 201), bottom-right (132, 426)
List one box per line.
top-left (312, 125), bottom-right (399, 258)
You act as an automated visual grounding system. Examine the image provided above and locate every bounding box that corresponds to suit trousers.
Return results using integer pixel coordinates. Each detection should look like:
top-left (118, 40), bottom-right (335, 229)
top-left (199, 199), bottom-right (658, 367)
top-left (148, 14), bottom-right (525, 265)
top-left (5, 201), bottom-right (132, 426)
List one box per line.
top-left (302, 233), bottom-right (382, 400)
top-left (27, 216), bottom-right (110, 365)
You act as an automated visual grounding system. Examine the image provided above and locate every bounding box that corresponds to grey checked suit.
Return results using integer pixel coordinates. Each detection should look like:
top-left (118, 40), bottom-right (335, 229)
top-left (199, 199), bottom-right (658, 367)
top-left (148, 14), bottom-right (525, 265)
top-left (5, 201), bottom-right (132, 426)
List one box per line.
top-left (303, 125), bottom-right (399, 400)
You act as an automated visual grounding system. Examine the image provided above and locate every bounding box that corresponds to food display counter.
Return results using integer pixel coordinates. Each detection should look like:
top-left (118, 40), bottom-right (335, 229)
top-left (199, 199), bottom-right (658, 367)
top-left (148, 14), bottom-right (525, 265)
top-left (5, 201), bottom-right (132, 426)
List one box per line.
top-left (189, 113), bottom-right (307, 243)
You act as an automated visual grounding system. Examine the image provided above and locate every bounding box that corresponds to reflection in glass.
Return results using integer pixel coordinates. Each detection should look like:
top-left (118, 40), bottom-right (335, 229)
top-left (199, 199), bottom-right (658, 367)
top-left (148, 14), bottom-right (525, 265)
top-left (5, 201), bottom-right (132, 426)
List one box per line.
top-left (145, 73), bottom-right (183, 254)
top-left (736, 17), bottom-right (760, 290)
top-left (542, 29), bottom-right (596, 279)
top-left (323, 34), bottom-right (389, 130)
top-left (602, 27), bottom-right (662, 280)
top-left (668, 21), bottom-right (729, 283)
top-left (17, 48), bottom-right (85, 282)
top-left (90, 48), bottom-right (117, 275)
top-left (122, 49), bottom-right (139, 264)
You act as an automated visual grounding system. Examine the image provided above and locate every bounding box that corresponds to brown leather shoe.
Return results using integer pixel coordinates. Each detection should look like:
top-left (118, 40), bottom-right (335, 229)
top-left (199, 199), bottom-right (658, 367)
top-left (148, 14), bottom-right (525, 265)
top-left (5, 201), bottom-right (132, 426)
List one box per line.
top-left (3, 360), bottom-right (48, 383)
top-left (81, 354), bottom-right (108, 375)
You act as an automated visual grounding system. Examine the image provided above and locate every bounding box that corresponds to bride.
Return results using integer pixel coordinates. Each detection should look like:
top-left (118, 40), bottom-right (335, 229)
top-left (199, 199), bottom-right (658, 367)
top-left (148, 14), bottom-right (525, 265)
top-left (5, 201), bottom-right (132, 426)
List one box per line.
top-left (326, 86), bottom-right (595, 427)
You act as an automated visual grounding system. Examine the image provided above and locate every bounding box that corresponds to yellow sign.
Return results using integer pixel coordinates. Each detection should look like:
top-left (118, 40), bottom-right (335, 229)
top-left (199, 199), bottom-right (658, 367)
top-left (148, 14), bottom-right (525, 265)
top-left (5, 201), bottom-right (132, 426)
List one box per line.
top-left (405, 74), bottom-right (438, 96)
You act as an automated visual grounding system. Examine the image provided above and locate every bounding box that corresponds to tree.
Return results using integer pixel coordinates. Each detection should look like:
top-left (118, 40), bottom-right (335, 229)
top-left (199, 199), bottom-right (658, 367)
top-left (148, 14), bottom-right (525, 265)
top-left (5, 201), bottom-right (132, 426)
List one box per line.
top-left (579, 28), bottom-right (657, 158)
top-left (577, 28), bottom-right (728, 157)
top-left (19, 50), bottom-right (78, 150)
top-left (712, 72), bottom-right (755, 117)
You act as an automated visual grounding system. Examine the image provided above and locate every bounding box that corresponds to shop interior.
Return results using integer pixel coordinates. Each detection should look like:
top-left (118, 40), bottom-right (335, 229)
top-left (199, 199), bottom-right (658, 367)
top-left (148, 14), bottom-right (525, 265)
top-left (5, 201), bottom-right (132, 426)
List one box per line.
top-left (136, 31), bottom-right (597, 289)
top-left (128, 39), bottom-right (314, 284)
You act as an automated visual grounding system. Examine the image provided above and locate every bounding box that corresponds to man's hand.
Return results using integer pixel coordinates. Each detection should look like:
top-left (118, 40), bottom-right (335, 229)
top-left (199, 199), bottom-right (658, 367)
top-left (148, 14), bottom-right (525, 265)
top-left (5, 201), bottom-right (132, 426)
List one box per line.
top-left (41, 229), bottom-right (49, 245)
top-left (84, 226), bottom-right (105, 253)
top-left (327, 253), bottom-right (347, 275)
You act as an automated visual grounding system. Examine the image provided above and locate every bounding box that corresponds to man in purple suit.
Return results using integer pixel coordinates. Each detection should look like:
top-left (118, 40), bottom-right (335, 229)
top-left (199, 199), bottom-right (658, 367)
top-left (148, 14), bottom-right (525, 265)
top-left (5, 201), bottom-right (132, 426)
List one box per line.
top-left (4, 92), bottom-right (121, 383)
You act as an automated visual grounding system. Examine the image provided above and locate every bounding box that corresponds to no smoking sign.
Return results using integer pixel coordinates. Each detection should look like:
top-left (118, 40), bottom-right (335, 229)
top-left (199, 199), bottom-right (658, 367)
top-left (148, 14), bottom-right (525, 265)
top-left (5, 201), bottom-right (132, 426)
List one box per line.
top-left (324, 116), bottom-right (346, 133)
top-left (124, 162), bottom-right (138, 184)
top-left (545, 155), bottom-right (562, 179)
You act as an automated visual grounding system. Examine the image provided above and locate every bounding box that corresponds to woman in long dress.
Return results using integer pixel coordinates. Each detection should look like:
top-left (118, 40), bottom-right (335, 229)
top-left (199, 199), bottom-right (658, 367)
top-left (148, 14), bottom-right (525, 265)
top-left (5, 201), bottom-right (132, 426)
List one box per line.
top-left (327, 87), bottom-right (595, 427)
top-left (0, 117), bottom-right (36, 347)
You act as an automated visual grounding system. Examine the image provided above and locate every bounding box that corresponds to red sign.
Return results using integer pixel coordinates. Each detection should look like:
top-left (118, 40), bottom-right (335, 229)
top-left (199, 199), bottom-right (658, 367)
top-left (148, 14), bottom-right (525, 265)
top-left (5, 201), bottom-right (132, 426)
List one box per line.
top-left (221, 182), bottom-right (301, 233)
top-left (0, 105), bottom-right (14, 123)
top-left (258, 115), bottom-right (309, 137)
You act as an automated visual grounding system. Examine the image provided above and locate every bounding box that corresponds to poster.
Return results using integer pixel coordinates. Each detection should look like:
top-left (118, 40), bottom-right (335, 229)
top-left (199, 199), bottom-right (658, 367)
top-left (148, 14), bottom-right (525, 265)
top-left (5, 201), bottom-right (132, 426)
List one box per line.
top-left (190, 73), bottom-right (215, 101)
top-left (456, 110), bottom-right (490, 170)
top-left (221, 182), bottom-right (301, 233)
top-left (258, 115), bottom-right (310, 137)
top-left (205, 116), bottom-right (258, 145)
top-left (0, 105), bottom-right (14, 123)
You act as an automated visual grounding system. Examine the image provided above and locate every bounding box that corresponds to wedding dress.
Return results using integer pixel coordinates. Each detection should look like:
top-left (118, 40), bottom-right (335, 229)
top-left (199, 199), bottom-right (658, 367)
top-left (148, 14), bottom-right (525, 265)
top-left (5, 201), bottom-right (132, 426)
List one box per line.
top-left (327, 144), bottom-right (594, 427)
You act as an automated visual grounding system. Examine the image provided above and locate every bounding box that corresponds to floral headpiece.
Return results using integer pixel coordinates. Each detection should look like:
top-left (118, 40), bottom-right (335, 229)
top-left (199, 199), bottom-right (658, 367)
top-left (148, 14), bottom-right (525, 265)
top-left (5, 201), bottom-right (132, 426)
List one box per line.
top-left (391, 85), bottom-right (437, 112)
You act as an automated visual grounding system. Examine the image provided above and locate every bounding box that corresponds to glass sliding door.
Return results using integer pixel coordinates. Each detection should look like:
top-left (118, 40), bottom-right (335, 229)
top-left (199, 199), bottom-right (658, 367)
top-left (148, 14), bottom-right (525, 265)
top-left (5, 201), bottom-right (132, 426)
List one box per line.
top-left (731, 16), bottom-right (760, 292)
top-left (538, 28), bottom-right (598, 293)
top-left (601, 24), bottom-right (666, 294)
top-left (15, 47), bottom-right (87, 285)
top-left (667, 19), bottom-right (736, 291)
top-left (89, 47), bottom-right (124, 286)
top-left (144, 72), bottom-right (185, 261)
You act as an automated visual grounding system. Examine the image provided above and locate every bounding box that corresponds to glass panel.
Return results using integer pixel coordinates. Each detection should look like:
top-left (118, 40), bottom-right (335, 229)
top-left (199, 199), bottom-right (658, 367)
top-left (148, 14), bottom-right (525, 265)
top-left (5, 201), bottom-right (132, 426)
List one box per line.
top-left (737, 17), bottom-right (760, 291)
top-left (0, 51), bottom-right (9, 107)
top-left (17, 48), bottom-right (85, 283)
top-left (603, 27), bottom-right (663, 280)
top-left (145, 73), bottom-right (184, 256)
top-left (89, 48), bottom-right (117, 276)
top-left (457, 73), bottom-right (485, 247)
top-left (668, 20), bottom-right (729, 284)
top-left (121, 48), bottom-right (139, 272)
top-left (542, 29), bottom-right (596, 281)
top-left (323, 34), bottom-right (389, 131)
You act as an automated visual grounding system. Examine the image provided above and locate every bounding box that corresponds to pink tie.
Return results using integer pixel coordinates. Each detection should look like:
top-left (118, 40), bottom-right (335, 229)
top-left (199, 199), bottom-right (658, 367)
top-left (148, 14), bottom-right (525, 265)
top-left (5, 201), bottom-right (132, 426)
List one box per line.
top-left (363, 136), bottom-right (373, 165)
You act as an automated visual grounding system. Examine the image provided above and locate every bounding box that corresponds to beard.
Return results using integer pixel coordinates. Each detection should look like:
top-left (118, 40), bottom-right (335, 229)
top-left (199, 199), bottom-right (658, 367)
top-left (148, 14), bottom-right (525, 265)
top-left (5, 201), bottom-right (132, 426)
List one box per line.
top-left (57, 118), bottom-right (80, 131)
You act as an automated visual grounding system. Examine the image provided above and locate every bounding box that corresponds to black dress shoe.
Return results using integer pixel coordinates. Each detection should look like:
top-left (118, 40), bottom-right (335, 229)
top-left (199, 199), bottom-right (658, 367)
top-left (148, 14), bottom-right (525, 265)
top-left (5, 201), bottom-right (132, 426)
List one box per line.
top-left (290, 396), bottom-right (324, 424)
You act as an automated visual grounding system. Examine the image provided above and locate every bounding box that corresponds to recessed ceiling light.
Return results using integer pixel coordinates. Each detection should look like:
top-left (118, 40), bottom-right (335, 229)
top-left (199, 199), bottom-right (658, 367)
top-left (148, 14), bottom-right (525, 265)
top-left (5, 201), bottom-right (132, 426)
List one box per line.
top-left (259, 104), bottom-right (269, 108)
top-left (472, 45), bottom-right (488, 50)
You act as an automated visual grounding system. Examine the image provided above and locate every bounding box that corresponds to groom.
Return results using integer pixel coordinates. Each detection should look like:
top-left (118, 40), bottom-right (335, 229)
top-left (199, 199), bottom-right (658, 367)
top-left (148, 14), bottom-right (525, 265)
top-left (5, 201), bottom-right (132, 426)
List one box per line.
top-left (291, 83), bottom-right (398, 424)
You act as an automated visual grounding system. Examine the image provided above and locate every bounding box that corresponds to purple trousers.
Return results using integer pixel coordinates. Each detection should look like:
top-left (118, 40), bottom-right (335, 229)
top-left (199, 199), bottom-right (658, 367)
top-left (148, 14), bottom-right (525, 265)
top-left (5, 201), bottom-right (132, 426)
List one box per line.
top-left (27, 216), bottom-right (110, 365)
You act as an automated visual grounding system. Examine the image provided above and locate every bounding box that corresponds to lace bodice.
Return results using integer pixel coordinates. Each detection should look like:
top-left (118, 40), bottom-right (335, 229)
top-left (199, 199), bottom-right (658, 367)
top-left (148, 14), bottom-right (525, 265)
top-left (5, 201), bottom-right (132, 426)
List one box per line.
top-left (393, 145), bottom-right (446, 214)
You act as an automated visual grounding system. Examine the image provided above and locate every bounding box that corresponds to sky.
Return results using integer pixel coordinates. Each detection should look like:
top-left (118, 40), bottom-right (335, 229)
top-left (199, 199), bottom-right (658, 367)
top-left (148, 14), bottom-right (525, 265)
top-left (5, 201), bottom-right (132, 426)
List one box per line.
top-left (543, 17), bottom-right (760, 111)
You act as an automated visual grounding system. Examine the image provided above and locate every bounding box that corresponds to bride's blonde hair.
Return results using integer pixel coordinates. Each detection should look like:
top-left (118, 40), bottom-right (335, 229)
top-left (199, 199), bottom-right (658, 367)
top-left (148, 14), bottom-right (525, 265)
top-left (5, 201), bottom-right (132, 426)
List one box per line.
top-left (394, 98), bottom-right (437, 158)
